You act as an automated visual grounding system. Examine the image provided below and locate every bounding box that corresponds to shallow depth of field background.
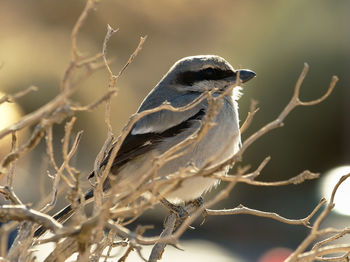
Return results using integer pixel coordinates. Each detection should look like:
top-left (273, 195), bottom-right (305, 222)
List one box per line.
top-left (0, 0), bottom-right (349, 261)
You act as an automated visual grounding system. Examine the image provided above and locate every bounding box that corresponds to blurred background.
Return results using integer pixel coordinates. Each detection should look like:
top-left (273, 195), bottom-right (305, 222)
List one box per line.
top-left (0, 0), bottom-right (349, 261)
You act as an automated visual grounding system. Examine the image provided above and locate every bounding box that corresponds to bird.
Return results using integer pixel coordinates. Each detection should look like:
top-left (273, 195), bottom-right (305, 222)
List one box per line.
top-left (35, 55), bottom-right (255, 236)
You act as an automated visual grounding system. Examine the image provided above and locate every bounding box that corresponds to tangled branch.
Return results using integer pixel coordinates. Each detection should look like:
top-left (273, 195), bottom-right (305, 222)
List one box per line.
top-left (0, 1), bottom-right (343, 261)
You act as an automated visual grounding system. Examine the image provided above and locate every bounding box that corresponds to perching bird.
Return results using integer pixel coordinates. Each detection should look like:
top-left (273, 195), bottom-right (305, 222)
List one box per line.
top-left (35, 55), bottom-right (255, 236)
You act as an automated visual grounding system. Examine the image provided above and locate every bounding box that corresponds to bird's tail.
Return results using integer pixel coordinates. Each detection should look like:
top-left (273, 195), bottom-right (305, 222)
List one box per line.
top-left (34, 189), bottom-right (94, 237)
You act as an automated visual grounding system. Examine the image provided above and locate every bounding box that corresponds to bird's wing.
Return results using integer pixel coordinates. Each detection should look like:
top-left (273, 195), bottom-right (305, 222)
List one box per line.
top-left (88, 93), bottom-right (206, 179)
top-left (132, 92), bottom-right (204, 135)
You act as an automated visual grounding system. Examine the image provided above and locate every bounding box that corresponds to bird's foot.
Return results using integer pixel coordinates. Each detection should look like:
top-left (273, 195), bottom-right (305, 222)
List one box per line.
top-left (186, 197), bottom-right (208, 226)
top-left (160, 199), bottom-right (192, 230)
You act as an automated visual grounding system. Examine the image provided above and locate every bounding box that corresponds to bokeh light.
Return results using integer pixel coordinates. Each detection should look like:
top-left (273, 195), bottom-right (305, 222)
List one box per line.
top-left (0, 92), bottom-right (23, 157)
top-left (258, 247), bottom-right (293, 262)
top-left (0, 92), bottom-right (25, 189)
top-left (320, 166), bottom-right (350, 216)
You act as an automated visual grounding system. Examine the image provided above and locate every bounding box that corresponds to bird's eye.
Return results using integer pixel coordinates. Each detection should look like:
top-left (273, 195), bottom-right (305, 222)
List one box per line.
top-left (176, 67), bottom-right (233, 86)
top-left (204, 68), bottom-right (215, 76)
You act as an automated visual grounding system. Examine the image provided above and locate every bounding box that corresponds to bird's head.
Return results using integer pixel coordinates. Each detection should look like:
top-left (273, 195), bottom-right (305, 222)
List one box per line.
top-left (164, 55), bottom-right (256, 94)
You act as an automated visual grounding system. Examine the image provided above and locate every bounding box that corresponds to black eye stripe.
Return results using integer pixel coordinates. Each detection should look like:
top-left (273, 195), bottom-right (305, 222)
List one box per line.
top-left (176, 68), bottom-right (235, 86)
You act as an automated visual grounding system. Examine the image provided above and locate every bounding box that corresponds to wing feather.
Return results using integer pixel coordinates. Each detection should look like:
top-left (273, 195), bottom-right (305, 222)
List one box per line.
top-left (88, 108), bottom-right (205, 179)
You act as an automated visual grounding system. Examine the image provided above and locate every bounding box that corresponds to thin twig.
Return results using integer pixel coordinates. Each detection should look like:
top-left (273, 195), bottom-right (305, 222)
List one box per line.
top-left (6, 132), bottom-right (18, 187)
top-left (297, 244), bottom-right (350, 262)
top-left (237, 170), bottom-right (320, 186)
top-left (240, 99), bottom-right (259, 133)
top-left (0, 186), bottom-right (23, 205)
top-left (0, 205), bottom-right (63, 233)
top-left (285, 173), bottom-right (350, 262)
top-left (312, 227), bottom-right (350, 250)
top-left (61, 0), bottom-right (99, 91)
top-left (207, 198), bottom-right (326, 228)
top-left (0, 86), bottom-right (38, 105)
top-left (197, 64), bottom-right (338, 178)
top-left (115, 36), bottom-right (147, 79)
top-left (70, 89), bottom-right (117, 112)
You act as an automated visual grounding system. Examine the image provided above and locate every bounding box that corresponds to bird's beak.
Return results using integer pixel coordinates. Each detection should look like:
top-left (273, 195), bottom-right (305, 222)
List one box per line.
top-left (236, 69), bottom-right (256, 83)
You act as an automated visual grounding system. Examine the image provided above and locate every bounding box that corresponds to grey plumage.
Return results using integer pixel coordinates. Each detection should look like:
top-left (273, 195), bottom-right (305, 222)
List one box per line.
top-left (34, 55), bottom-right (255, 236)
top-left (105, 55), bottom-right (255, 202)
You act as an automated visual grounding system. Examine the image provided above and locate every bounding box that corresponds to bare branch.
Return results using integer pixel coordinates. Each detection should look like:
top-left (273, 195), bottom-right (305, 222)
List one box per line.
top-left (61, 0), bottom-right (100, 91)
top-left (70, 89), bottom-right (117, 112)
top-left (1, 121), bottom-right (47, 170)
top-left (0, 205), bottom-right (63, 233)
top-left (105, 220), bottom-right (163, 246)
top-left (0, 0), bottom-right (340, 258)
top-left (149, 213), bottom-right (177, 262)
top-left (101, 24), bottom-right (119, 138)
top-left (196, 64), bottom-right (338, 179)
top-left (238, 170), bottom-right (320, 186)
top-left (241, 65), bottom-right (338, 159)
top-left (76, 53), bottom-right (103, 68)
top-left (297, 244), bottom-right (350, 262)
top-left (167, 167), bottom-right (249, 242)
top-left (71, 0), bottom-right (98, 60)
top-left (285, 173), bottom-right (350, 262)
top-left (115, 36), bottom-right (147, 79)
top-left (102, 24), bottom-right (119, 81)
top-left (240, 99), bottom-right (259, 134)
top-left (312, 227), bottom-right (350, 250)
top-left (0, 86), bottom-right (38, 105)
top-left (207, 198), bottom-right (326, 228)
top-left (6, 132), bottom-right (18, 187)
top-left (0, 186), bottom-right (23, 205)
top-left (239, 156), bottom-right (271, 180)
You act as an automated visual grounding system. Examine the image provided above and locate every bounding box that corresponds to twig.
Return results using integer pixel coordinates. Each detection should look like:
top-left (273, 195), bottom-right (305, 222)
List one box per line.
top-left (70, 89), bottom-right (117, 112)
top-left (102, 24), bottom-right (119, 84)
top-left (196, 64), bottom-right (338, 178)
top-left (6, 132), bottom-right (17, 187)
top-left (76, 53), bottom-right (103, 68)
top-left (0, 0), bottom-right (102, 143)
top-left (296, 244), bottom-right (350, 261)
top-left (61, 0), bottom-right (99, 91)
top-left (0, 0), bottom-right (340, 258)
top-left (62, 117), bottom-right (83, 182)
top-left (237, 170), bottom-right (320, 186)
top-left (118, 225), bottom-right (150, 262)
top-left (149, 213), bottom-right (177, 262)
top-left (115, 36), bottom-right (147, 79)
top-left (240, 99), bottom-right (259, 134)
top-left (239, 156), bottom-right (271, 180)
top-left (41, 126), bottom-right (62, 212)
top-left (170, 167), bottom-right (252, 240)
top-left (0, 86), bottom-right (38, 105)
top-left (1, 121), bottom-right (47, 170)
top-left (285, 173), bottom-right (350, 262)
top-left (118, 245), bottom-right (134, 262)
top-left (315, 253), bottom-right (350, 262)
top-left (120, 167), bottom-right (249, 247)
top-left (0, 205), bottom-right (63, 233)
top-left (207, 198), bottom-right (326, 228)
top-left (95, 34), bottom-right (149, 206)
top-left (105, 220), bottom-right (162, 246)
top-left (312, 227), bottom-right (350, 250)
top-left (0, 186), bottom-right (23, 205)
top-left (40, 120), bottom-right (83, 213)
